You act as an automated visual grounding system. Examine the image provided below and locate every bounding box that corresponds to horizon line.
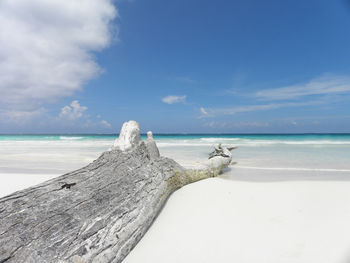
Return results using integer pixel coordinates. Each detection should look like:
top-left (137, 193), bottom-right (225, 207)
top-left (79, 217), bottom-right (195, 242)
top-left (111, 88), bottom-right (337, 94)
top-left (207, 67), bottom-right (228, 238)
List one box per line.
top-left (1, 133), bottom-right (350, 136)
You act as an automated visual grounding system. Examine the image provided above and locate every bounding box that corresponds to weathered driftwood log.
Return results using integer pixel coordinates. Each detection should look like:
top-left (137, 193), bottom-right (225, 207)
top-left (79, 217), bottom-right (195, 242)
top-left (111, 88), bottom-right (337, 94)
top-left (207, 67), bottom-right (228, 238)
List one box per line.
top-left (0, 121), bottom-right (235, 263)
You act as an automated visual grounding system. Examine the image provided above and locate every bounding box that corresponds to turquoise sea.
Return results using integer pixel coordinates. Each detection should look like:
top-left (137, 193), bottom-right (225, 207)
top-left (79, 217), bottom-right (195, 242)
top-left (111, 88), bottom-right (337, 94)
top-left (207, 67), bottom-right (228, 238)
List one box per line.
top-left (0, 134), bottom-right (350, 175)
top-left (1, 133), bottom-right (350, 142)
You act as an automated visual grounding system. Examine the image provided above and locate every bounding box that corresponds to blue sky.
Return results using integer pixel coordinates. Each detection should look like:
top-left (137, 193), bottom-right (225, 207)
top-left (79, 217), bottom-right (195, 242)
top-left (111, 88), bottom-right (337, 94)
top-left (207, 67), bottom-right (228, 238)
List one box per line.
top-left (0, 0), bottom-right (350, 133)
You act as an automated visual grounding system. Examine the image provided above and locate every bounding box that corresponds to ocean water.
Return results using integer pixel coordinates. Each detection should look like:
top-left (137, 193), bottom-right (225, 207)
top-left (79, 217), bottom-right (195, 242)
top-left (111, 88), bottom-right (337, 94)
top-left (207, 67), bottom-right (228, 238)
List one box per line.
top-left (0, 134), bottom-right (349, 175)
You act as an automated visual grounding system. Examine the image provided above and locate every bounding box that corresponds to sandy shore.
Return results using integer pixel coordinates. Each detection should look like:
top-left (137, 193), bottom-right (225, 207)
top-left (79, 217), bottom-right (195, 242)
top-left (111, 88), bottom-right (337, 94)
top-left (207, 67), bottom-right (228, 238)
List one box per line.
top-left (124, 168), bottom-right (350, 263)
top-left (1, 168), bottom-right (350, 262)
top-left (0, 173), bottom-right (58, 198)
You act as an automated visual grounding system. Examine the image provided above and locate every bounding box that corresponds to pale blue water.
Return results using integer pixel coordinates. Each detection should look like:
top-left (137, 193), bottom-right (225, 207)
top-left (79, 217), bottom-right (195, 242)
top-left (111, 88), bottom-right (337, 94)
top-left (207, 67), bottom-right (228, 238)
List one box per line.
top-left (1, 134), bottom-right (350, 142)
top-left (0, 134), bottom-right (349, 174)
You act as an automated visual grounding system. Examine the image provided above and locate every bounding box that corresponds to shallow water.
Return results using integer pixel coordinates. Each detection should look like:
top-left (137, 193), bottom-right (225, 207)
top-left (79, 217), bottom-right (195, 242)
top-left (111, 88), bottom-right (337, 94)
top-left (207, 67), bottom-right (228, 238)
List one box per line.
top-left (0, 134), bottom-right (349, 175)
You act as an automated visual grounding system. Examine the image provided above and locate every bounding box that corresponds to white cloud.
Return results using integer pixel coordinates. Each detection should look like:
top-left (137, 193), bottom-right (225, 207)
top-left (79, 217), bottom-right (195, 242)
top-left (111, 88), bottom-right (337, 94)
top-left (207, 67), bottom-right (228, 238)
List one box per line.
top-left (100, 120), bottom-right (112, 128)
top-left (57, 100), bottom-right (112, 130)
top-left (0, 99), bottom-right (112, 131)
top-left (0, 0), bottom-right (118, 113)
top-left (162, 95), bottom-right (187, 104)
top-left (199, 74), bottom-right (350, 118)
top-left (200, 107), bottom-right (208, 116)
top-left (0, 108), bottom-right (46, 124)
top-left (200, 100), bottom-right (321, 118)
top-left (59, 100), bottom-right (87, 120)
top-left (254, 75), bottom-right (350, 100)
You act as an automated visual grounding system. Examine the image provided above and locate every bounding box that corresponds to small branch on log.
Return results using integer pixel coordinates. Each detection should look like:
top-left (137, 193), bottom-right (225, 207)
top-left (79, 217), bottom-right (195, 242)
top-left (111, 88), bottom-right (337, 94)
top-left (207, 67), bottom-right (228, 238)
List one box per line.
top-left (208, 143), bottom-right (237, 159)
top-left (60, 182), bottom-right (77, 190)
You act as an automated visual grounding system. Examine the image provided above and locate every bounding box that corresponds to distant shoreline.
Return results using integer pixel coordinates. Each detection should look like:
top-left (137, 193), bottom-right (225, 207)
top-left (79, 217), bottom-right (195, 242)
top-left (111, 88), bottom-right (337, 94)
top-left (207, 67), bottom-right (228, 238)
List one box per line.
top-left (1, 133), bottom-right (350, 136)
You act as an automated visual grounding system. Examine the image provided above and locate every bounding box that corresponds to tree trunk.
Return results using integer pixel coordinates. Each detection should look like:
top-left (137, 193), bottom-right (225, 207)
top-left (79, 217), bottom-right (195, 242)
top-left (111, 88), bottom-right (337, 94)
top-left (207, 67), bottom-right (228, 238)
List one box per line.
top-left (0, 121), bottom-right (233, 263)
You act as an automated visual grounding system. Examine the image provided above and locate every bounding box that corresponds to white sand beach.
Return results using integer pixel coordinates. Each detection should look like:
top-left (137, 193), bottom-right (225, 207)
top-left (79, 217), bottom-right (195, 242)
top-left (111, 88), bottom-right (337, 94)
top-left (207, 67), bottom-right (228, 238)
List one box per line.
top-left (2, 0), bottom-right (350, 261)
top-left (2, 167), bottom-right (350, 262)
top-left (1, 136), bottom-right (350, 262)
top-left (0, 173), bottom-right (58, 198)
top-left (124, 168), bottom-right (350, 263)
